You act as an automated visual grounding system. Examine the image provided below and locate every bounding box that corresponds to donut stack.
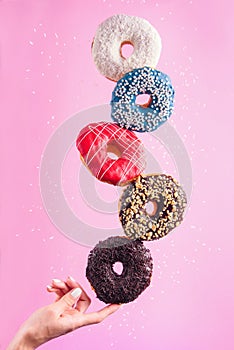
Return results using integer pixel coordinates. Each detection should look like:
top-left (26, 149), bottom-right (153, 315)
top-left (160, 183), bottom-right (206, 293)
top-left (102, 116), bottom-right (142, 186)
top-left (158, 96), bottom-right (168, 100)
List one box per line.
top-left (76, 14), bottom-right (187, 304)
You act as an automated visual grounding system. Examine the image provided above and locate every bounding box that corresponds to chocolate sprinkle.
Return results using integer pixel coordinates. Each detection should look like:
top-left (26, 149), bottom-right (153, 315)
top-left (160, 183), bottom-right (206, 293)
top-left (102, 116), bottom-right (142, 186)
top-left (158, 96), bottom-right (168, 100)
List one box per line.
top-left (86, 236), bottom-right (153, 304)
top-left (119, 174), bottom-right (187, 240)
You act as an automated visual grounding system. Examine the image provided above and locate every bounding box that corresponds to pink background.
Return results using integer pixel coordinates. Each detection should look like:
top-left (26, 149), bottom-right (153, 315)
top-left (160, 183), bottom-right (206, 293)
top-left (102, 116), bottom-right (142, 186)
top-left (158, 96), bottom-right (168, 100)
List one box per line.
top-left (1, 0), bottom-right (233, 349)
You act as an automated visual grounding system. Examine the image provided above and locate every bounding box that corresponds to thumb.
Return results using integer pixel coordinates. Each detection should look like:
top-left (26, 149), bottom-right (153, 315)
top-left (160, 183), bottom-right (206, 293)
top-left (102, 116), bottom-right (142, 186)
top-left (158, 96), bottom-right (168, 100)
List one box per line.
top-left (57, 287), bottom-right (82, 310)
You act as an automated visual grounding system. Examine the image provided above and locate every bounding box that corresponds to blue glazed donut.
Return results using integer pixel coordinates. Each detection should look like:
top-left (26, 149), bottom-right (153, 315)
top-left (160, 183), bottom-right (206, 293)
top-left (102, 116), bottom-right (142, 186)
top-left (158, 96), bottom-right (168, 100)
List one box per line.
top-left (111, 66), bottom-right (175, 133)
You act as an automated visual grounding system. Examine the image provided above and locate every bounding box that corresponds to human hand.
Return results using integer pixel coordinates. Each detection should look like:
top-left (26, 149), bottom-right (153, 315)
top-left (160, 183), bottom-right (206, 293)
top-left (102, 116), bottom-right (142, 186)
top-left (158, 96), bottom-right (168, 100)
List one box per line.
top-left (7, 276), bottom-right (120, 349)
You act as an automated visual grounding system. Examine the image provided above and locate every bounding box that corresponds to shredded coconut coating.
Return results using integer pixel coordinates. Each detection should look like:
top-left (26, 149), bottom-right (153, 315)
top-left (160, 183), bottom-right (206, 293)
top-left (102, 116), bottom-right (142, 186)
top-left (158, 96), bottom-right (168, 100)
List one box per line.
top-left (92, 14), bottom-right (162, 81)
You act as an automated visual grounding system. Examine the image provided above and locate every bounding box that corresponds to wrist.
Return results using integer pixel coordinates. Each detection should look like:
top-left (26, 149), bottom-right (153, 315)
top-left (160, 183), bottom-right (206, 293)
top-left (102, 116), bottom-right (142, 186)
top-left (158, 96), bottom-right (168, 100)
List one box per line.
top-left (7, 326), bottom-right (37, 350)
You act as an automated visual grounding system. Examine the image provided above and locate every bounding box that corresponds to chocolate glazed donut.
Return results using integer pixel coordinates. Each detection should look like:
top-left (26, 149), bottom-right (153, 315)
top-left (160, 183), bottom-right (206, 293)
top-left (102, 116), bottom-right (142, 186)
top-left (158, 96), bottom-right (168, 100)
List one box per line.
top-left (86, 236), bottom-right (153, 304)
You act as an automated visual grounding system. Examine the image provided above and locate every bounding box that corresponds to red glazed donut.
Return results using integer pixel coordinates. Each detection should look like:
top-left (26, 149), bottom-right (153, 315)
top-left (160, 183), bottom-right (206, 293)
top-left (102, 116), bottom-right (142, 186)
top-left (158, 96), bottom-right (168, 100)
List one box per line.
top-left (76, 122), bottom-right (146, 186)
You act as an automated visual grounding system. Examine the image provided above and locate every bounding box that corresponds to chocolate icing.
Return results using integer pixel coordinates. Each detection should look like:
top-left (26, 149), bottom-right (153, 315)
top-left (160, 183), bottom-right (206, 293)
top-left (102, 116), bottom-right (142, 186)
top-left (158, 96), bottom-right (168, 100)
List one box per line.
top-left (86, 236), bottom-right (153, 304)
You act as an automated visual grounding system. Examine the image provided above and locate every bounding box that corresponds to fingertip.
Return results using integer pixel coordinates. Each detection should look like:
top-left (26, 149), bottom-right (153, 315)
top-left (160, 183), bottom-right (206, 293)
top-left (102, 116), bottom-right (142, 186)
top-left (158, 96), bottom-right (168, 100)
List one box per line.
top-left (112, 303), bottom-right (122, 307)
top-left (52, 278), bottom-right (62, 284)
top-left (108, 303), bottom-right (121, 312)
top-left (66, 275), bottom-right (79, 289)
top-left (71, 287), bottom-right (82, 299)
top-left (68, 275), bottom-right (76, 282)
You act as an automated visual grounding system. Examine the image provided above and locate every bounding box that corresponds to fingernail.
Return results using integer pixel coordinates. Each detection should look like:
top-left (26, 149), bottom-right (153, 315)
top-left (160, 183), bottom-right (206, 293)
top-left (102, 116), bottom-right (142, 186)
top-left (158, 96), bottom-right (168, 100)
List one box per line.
top-left (68, 275), bottom-right (76, 282)
top-left (47, 285), bottom-right (53, 290)
top-left (71, 288), bottom-right (82, 298)
top-left (52, 278), bottom-right (61, 283)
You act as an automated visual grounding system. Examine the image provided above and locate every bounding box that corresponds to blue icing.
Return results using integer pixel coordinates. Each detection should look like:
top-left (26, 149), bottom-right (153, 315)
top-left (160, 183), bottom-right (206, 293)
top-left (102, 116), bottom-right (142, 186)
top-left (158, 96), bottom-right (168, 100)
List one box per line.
top-left (111, 66), bottom-right (175, 132)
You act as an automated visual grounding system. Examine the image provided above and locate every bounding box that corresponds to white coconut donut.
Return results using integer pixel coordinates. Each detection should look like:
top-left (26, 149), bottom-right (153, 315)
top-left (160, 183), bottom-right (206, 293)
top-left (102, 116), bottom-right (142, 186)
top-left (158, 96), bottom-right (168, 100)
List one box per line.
top-left (92, 14), bottom-right (162, 82)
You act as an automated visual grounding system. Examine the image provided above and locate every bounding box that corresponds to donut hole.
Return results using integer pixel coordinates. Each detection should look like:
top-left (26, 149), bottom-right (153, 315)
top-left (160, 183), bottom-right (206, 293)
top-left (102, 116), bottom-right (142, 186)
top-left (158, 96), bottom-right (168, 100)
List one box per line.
top-left (120, 41), bottom-right (134, 59)
top-left (144, 201), bottom-right (158, 216)
top-left (112, 261), bottom-right (124, 275)
top-left (136, 94), bottom-right (152, 108)
top-left (107, 142), bottom-right (122, 160)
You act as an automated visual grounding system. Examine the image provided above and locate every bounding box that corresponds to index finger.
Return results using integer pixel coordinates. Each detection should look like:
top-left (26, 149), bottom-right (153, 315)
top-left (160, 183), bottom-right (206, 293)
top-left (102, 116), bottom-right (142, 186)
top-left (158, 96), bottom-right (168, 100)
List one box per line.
top-left (80, 304), bottom-right (121, 326)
